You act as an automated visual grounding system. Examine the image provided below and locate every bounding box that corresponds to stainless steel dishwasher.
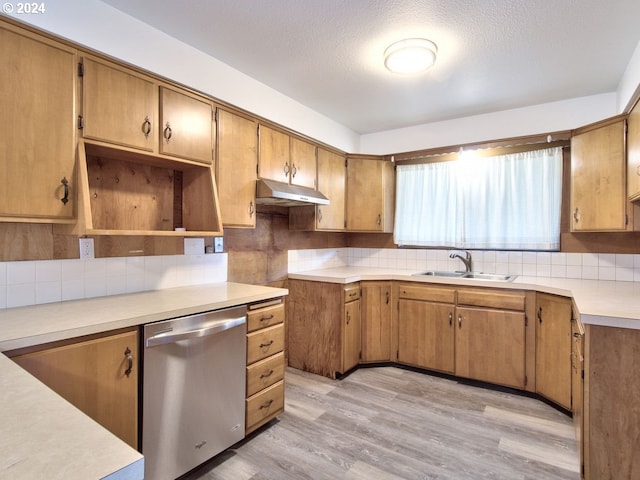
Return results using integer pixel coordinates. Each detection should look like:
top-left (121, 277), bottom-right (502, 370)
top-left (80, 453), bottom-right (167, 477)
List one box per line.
top-left (142, 305), bottom-right (247, 480)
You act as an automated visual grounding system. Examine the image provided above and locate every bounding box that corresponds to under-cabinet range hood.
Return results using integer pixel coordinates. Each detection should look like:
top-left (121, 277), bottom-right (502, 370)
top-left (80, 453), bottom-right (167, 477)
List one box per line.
top-left (255, 179), bottom-right (330, 206)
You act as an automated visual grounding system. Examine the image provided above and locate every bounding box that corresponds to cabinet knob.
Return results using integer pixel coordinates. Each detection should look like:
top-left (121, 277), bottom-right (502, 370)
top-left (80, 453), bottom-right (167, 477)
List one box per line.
top-left (458, 315), bottom-right (462, 328)
top-left (573, 208), bottom-right (580, 223)
top-left (248, 201), bottom-right (255, 217)
top-left (318, 208), bottom-right (323, 223)
top-left (284, 162), bottom-right (290, 176)
top-left (537, 306), bottom-right (543, 323)
top-left (449, 312), bottom-right (453, 327)
top-left (291, 163), bottom-right (297, 178)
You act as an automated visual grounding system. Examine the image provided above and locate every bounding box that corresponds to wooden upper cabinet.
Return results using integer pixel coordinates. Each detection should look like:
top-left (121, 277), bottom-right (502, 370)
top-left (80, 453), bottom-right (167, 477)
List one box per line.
top-left (535, 293), bottom-right (572, 411)
top-left (159, 86), bottom-right (213, 164)
top-left (0, 22), bottom-right (76, 221)
top-left (81, 56), bottom-right (157, 152)
top-left (259, 125), bottom-right (290, 183)
top-left (346, 156), bottom-right (394, 232)
top-left (289, 136), bottom-right (317, 189)
top-left (628, 101), bottom-right (640, 201)
top-left (571, 116), bottom-right (629, 231)
top-left (258, 124), bottom-right (317, 188)
top-left (316, 148), bottom-right (346, 230)
top-left (216, 108), bottom-right (258, 228)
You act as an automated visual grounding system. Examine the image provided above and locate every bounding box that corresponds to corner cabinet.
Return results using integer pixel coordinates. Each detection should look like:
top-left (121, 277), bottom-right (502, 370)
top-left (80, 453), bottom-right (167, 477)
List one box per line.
top-left (0, 21), bottom-right (77, 223)
top-left (9, 328), bottom-right (139, 449)
top-left (346, 155), bottom-right (394, 232)
top-left (216, 108), bottom-right (258, 228)
top-left (287, 280), bottom-right (360, 378)
top-left (571, 116), bottom-right (631, 231)
top-left (245, 299), bottom-right (286, 435)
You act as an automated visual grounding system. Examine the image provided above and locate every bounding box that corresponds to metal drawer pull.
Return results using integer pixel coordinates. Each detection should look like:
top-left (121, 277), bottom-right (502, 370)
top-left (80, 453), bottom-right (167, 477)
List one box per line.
top-left (142, 116), bottom-right (151, 137)
top-left (260, 369), bottom-right (274, 379)
top-left (163, 122), bottom-right (172, 142)
top-left (260, 314), bottom-right (274, 323)
top-left (124, 347), bottom-right (133, 377)
top-left (60, 177), bottom-right (70, 205)
top-left (260, 399), bottom-right (274, 410)
top-left (259, 340), bottom-right (274, 348)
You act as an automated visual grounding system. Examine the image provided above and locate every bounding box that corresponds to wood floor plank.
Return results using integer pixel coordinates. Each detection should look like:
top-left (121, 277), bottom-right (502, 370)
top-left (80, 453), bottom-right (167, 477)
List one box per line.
top-left (183, 366), bottom-right (579, 480)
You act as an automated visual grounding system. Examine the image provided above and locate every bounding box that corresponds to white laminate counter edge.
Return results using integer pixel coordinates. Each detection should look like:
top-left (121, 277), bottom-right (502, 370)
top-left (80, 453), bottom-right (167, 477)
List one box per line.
top-left (0, 282), bottom-right (288, 480)
top-left (288, 267), bottom-right (640, 330)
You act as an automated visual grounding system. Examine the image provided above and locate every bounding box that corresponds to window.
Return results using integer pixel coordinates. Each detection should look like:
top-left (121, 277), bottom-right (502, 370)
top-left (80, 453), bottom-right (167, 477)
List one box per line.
top-left (394, 147), bottom-right (563, 250)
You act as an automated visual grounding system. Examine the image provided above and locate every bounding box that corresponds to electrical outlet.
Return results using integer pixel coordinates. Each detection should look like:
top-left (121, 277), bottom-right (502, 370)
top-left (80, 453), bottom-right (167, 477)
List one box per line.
top-left (79, 238), bottom-right (94, 259)
top-left (214, 237), bottom-right (224, 253)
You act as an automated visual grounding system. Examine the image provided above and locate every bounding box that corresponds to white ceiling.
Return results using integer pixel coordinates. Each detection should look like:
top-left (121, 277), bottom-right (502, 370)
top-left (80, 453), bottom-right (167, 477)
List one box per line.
top-left (101, 0), bottom-right (640, 135)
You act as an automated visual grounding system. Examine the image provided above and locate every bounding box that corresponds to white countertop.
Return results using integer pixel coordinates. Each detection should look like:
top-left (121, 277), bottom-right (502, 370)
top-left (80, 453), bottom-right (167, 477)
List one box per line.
top-left (288, 266), bottom-right (640, 330)
top-left (0, 282), bottom-right (288, 480)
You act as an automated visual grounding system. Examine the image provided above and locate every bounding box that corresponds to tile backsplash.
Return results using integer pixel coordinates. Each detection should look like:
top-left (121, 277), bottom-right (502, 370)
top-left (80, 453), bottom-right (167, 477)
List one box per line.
top-left (0, 253), bottom-right (228, 309)
top-left (288, 247), bottom-right (640, 283)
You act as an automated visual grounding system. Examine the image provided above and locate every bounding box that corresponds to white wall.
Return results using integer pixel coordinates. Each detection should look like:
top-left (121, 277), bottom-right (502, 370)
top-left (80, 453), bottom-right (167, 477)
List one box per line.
top-left (618, 39), bottom-right (640, 113)
top-left (360, 93), bottom-right (618, 155)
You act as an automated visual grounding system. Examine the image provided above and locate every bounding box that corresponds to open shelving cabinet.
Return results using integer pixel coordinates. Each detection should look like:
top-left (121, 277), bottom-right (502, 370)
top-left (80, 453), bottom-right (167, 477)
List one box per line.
top-left (59, 140), bottom-right (223, 236)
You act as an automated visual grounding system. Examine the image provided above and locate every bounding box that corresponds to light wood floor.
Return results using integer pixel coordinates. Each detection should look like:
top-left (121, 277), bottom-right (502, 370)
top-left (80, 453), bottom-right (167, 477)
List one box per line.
top-left (183, 366), bottom-right (580, 480)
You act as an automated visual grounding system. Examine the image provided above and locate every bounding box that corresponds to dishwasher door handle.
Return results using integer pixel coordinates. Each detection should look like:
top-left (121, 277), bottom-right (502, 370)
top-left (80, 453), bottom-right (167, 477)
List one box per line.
top-left (146, 316), bottom-right (246, 347)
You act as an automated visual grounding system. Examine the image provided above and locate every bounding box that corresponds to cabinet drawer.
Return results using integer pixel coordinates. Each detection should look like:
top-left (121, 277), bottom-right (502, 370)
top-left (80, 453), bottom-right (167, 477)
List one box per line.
top-left (246, 380), bottom-right (285, 432)
top-left (246, 351), bottom-right (285, 397)
top-left (398, 284), bottom-right (456, 303)
top-left (247, 302), bottom-right (284, 333)
top-left (344, 283), bottom-right (360, 303)
top-left (457, 288), bottom-right (525, 311)
top-left (247, 323), bottom-right (285, 364)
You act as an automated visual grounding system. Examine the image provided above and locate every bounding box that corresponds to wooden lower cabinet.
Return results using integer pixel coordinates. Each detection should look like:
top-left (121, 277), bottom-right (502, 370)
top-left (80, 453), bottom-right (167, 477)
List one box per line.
top-left (398, 296), bottom-right (455, 374)
top-left (9, 328), bottom-right (138, 449)
top-left (287, 280), bottom-right (361, 378)
top-left (455, 306), bottom-right (526, 388)
top-left (361, 281), bottom-right (393, 362)
top-left (535, 293), bottom-right (572, 410)
top-left (245, 299), bottom-right (286, 434)
top-left (583, 325), bottom-right (640, 479)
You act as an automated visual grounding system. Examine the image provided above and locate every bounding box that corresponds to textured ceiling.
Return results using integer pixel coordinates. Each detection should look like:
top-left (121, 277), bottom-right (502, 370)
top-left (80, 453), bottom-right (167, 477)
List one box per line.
top-left (101, 0), bottom-right (640, 134)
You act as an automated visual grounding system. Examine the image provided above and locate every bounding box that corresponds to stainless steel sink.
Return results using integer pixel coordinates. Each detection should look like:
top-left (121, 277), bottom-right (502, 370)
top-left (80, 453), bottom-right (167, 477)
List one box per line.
top-left (413, 271), bottom-right (517, 282)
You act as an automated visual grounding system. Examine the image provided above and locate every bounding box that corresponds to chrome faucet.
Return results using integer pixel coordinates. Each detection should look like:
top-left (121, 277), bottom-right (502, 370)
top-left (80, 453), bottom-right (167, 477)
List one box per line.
top-left (450, 250), bottom-right (473, 272)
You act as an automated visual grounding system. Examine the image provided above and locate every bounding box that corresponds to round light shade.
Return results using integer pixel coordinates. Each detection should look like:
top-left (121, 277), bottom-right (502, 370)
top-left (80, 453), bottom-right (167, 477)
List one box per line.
top-left (384, 38), bottom-right (437, 74)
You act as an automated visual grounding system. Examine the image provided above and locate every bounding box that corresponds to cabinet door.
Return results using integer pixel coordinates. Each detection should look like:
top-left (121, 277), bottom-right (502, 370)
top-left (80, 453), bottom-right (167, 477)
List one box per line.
top-left (216, 109), bottom-right (258, 227)
top-left (628, 103), bottom-right (640, 201)
top-left (82, 56), bottom-right (157, 152)
top-left (398, 299), bottom-right (455, 373)
top-left (159, 86), bottom-right (213, 164)
top-left (289, 136), bottom-right (317, 189)
top-left (342, 299), bottom-right (361, 373)
top-left (12, 329), bottom-right (138, 449)
top-left (571, 118), bottom-right (627, 231)
top-left (316, 148), bottom-right (346, 230)
top-left (361, 281), bottom-right (393, 362)
top-left (455, 307), bottom-right (526, 388)
top-left (347, 157), bottom-right (384, 231)
top-left (0, 24), bottom-right (76, 220)
top-left (535, 293), bottom-right (572, 410)
top-left (258, 125), bottom-right (290, 183)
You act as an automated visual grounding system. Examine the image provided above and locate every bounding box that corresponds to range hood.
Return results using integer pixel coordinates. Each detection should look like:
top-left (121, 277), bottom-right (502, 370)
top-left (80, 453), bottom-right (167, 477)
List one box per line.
top-left (255, 179), bottom-right (330, 206)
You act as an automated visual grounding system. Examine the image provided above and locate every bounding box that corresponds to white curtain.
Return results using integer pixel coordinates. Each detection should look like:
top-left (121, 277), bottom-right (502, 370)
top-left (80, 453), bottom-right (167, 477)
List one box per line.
top-left (394, 147), bottom-right (563, 250)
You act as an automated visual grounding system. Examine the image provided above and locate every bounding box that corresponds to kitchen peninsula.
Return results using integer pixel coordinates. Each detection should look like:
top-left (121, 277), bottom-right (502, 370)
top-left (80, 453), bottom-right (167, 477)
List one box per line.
top-left (0, 282), bottom-right (287, 480)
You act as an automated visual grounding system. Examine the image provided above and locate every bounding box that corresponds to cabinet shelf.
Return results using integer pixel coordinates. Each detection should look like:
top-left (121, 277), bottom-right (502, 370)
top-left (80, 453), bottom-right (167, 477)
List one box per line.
top-left (59, 140), bottom-right (222, 237)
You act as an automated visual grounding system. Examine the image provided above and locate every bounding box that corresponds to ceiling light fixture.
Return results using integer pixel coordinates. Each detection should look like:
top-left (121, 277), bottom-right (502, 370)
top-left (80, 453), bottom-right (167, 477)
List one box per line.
top-left (384, 38), bottom-right (437, 74)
